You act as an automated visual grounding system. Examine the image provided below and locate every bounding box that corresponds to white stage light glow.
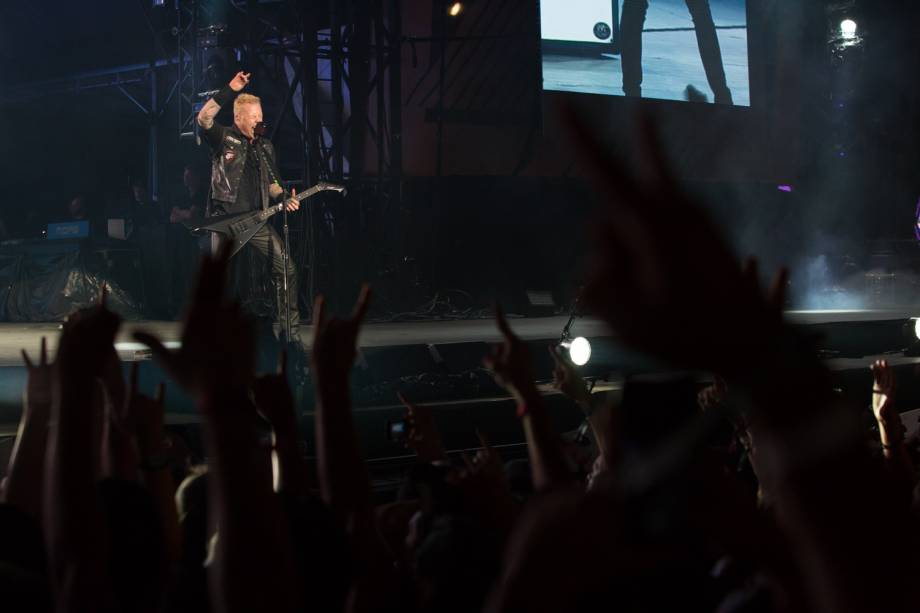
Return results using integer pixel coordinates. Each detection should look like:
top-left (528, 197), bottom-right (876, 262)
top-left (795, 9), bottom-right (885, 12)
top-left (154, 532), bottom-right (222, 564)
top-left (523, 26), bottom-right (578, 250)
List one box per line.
top-left (568, 336), bottom-right (592, 366)
top-left (840, 19), bottom-right (857, 39)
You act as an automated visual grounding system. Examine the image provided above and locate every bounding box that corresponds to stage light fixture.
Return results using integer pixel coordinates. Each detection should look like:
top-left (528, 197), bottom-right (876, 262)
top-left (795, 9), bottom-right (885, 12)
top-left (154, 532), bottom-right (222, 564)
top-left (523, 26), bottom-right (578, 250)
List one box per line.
top-left (448, 2), bottom-right (464, 17)
top-left (840, 19), bottom-right (857, 39)
top-left (901, 319), bottom-right (920, 356)
top-left (560, 336), bottom-right (592, 366)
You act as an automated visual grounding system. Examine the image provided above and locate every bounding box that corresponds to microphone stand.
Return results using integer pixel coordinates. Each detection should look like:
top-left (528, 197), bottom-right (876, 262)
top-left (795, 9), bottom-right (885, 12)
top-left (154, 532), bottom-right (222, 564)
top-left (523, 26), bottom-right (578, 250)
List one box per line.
top-left (281, 196), bottom-right (293, 343)
top-left (258, 134), bottom-right (294, 344)
top-left (559, 288), bottom-right (584, 344)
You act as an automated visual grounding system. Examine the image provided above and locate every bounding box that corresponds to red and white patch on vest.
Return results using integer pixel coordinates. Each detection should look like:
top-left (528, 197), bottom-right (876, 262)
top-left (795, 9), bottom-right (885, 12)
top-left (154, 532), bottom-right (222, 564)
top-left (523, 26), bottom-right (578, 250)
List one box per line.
top-left (224, 150), bottom-right (236, 162)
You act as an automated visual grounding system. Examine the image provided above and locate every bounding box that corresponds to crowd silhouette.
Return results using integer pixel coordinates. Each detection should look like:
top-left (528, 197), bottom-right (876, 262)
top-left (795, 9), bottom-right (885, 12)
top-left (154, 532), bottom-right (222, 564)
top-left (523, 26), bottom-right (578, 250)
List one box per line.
top-left (0, 109), bottom-right (916, 613)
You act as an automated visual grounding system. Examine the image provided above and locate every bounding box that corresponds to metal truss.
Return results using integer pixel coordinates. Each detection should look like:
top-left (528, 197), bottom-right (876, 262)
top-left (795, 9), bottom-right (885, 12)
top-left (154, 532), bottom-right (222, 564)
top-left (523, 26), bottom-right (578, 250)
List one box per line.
top-left (0, 0), bottom-right (405, 312)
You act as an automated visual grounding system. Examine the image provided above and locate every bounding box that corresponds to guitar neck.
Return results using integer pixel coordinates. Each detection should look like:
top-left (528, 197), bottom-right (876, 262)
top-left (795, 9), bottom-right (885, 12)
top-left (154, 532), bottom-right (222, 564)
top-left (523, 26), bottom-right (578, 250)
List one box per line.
top-left (258, 184), bottom-right (341, 222)
top-left (294, 185), bottom-right (322, 203)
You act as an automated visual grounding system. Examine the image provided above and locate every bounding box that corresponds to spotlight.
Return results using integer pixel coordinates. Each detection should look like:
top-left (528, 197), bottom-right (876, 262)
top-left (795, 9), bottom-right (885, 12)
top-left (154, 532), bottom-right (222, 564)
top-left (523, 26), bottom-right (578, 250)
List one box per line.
top-left (560, 336), bottom-right (592, 366)
top-left (840, 19), bottom-right (857, 39)
top-left (448, 2), bottom-right (464, 17)
top-left (902, 318), bottom-right (920, 356)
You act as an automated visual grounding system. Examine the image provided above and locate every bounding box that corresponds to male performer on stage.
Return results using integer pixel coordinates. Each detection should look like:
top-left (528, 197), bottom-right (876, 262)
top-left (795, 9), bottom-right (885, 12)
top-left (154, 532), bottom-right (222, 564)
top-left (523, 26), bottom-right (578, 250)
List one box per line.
top-left (620, 0), bottom-right (733, 104)
top-left (197, 71), bottom-right (302, 341)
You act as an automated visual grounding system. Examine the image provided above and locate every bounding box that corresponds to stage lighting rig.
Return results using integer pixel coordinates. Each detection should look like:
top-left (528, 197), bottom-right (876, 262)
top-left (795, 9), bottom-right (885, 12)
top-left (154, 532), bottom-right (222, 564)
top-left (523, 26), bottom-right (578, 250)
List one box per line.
top-left (909, 318), bottom-right (920, 343)
top-left (830, 14), bottom-right (862, 51)
top-left (198, 24), bottom-right (230, 49)
top-left (901, 318), bottom-right (920, 357)
top-left (560, 336), bottom-right (592, 366)
top-left (840, 19), bottom-right (858, 39)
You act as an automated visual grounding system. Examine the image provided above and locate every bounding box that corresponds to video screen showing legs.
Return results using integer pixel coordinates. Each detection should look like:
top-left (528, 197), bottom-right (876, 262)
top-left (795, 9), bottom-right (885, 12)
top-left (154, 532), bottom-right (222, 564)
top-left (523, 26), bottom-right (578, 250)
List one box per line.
top-left (541, 0), bottom-right (750, 106)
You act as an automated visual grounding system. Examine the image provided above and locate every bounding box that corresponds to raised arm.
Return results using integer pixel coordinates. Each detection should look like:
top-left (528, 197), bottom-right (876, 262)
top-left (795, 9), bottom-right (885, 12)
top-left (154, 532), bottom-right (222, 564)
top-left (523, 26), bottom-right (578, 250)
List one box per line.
top-left (252, 350), bottom-right (312, 497)
top-left (870, 359), bottom-right (914, 487)
top-left (311, 287), bottom-right (402, 613)
top-left (1, 338), bottom-right (53, 520)
top-left (197, 71), bottom-right (249, 130)
top-left (135, 242), bottom-right (299, 613)
top-left (566, 107), bottom-right (920, 611)
top-left (45, 298), bottom-right (122, 612)
top-left (311, 287), bottom-right (373, 517)
top-left (485, 307), bottom-right (571, 491)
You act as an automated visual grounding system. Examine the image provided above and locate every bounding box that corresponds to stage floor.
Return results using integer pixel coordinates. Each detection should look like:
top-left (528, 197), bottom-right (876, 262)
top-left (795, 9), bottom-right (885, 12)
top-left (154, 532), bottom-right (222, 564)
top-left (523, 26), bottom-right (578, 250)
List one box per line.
top-left (0, 315), bottom-right (611, 366)
top-left (0, 309), bottom-right (915, 367)
top-left (0, 310), bottom-right (914, 367)
top-left (0, 309), bottom-right (919, 445)
top-left (543, 0), bottom-right (750, 105)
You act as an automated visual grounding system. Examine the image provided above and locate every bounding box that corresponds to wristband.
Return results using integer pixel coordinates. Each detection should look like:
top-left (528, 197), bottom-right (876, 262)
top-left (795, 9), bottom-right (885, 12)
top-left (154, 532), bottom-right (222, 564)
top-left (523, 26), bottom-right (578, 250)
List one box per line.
top-left (213, 85), bottom-right (237, 109)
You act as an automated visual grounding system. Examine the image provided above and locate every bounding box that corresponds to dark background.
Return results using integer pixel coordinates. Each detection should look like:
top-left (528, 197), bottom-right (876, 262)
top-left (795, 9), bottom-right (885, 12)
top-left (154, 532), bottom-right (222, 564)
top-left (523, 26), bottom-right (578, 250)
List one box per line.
top-left (0, 0), bottom-right (918, 314)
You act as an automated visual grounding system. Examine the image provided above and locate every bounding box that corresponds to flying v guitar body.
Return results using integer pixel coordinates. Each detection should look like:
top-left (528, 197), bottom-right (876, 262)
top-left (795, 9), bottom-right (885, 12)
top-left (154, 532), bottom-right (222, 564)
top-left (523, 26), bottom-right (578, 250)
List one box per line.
top-left (187, 181), bottom-right (346, 257)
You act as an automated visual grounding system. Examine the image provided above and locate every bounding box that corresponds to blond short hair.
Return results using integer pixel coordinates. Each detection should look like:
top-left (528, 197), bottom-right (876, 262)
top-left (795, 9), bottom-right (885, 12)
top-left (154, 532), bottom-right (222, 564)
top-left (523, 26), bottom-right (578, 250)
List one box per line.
top-left (234, 93), bottom-right (261, 116)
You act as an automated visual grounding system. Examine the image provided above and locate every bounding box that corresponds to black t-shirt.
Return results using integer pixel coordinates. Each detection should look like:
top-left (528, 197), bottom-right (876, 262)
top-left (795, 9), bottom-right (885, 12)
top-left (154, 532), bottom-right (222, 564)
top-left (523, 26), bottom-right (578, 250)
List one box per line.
top-left (228, 138), bottom-right (262, 214)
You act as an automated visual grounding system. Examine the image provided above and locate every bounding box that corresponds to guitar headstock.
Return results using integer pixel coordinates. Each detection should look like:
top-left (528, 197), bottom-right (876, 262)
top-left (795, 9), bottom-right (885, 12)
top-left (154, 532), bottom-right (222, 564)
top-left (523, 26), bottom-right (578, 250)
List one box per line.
top-left (316, 181), bottom-right (347, 195)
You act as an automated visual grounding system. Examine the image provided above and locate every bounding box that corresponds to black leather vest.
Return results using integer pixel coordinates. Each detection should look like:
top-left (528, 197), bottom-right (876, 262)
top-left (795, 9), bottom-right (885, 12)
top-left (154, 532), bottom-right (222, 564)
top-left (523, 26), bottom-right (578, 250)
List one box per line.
top-left (208, 126), bottom-right (278, 211)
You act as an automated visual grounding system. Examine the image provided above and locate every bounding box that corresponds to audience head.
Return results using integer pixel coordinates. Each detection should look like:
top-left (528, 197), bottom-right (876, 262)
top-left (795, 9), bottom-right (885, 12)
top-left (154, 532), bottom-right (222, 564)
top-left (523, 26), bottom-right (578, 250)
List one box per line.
top-left (131, 180), bottom-right (149, 205)
top-left (183, 164), bottom-right (206, 194)
top-left (67, 195), bottom-right (87, 220)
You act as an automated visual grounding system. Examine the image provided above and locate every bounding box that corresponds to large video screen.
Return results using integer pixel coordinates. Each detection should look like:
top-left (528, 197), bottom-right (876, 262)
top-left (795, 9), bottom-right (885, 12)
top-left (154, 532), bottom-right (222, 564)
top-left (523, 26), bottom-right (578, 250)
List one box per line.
top-left (541, 0), bottom-right (750, 106)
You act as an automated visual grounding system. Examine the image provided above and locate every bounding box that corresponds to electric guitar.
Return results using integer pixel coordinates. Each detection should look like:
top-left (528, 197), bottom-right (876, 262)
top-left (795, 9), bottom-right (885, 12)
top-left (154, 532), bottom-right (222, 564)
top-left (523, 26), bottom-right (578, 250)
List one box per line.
top-left (190, 181), bottom-right (346, 257)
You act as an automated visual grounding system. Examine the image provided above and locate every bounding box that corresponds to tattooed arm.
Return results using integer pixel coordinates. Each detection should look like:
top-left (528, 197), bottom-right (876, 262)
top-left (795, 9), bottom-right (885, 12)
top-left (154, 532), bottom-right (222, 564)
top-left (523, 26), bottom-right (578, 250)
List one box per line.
top-left (197, 71), bottom-right (250, 129)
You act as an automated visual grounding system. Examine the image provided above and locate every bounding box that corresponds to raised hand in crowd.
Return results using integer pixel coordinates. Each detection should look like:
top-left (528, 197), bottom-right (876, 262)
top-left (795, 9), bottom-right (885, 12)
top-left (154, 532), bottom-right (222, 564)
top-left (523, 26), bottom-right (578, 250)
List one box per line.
top-left (311, 286), bottom-right (371, 392)
top-left (135, 241), bottom-right (256, 402)
top-left (870, 359), bottom-right (914, 486)
top-left (311, 286), bottom-right (402, 613)
top-left (2, 338), bottom-right (53, 520)
top-left (311, 285), bottom-right (373, 517)
top-left (485, 306), bottom-right (570, 491)
top-left (125, 364), bottom-right (181, 568)
top-left (871, 358), bottom-right (900, 440)
top-left (566, 106), bottom-right (918, 612)
top-left (99, 348), bottom-right (137, 483)
top-left (548, 344), bottom-right (618, 469)
top-left (484, 306), bottom-right (539, 405)
top-left (136, 241), bottom-right (299, 613)
top-left (252, 349), bottom-right (312, 496)
top-left (398, 392), bottom-right (448, 463)
top-left (45, 291), bottom-right (122, 612)
top-left (449, 431), bottom-right (517, 533)
top-left (566, 108), bottom-right (789, 381)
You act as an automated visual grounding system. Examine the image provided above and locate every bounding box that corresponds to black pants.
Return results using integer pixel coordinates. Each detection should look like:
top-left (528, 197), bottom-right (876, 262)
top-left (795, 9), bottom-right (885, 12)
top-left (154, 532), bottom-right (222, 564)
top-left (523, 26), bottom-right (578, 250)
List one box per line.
top-left (620, 0), bottom-right (732, 103)
top-left (206, 221), bottom-right (301, 341)
top-left (248, 223), bottom-right (301, 341)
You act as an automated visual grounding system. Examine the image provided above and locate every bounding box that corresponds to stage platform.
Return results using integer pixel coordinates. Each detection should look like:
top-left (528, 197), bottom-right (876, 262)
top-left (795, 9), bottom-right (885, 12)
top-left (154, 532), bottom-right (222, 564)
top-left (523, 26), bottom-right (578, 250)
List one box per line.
top-left (0, 309), bottom-right (915, 366)
top-left (1, 309), bottom-right (920, 465)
